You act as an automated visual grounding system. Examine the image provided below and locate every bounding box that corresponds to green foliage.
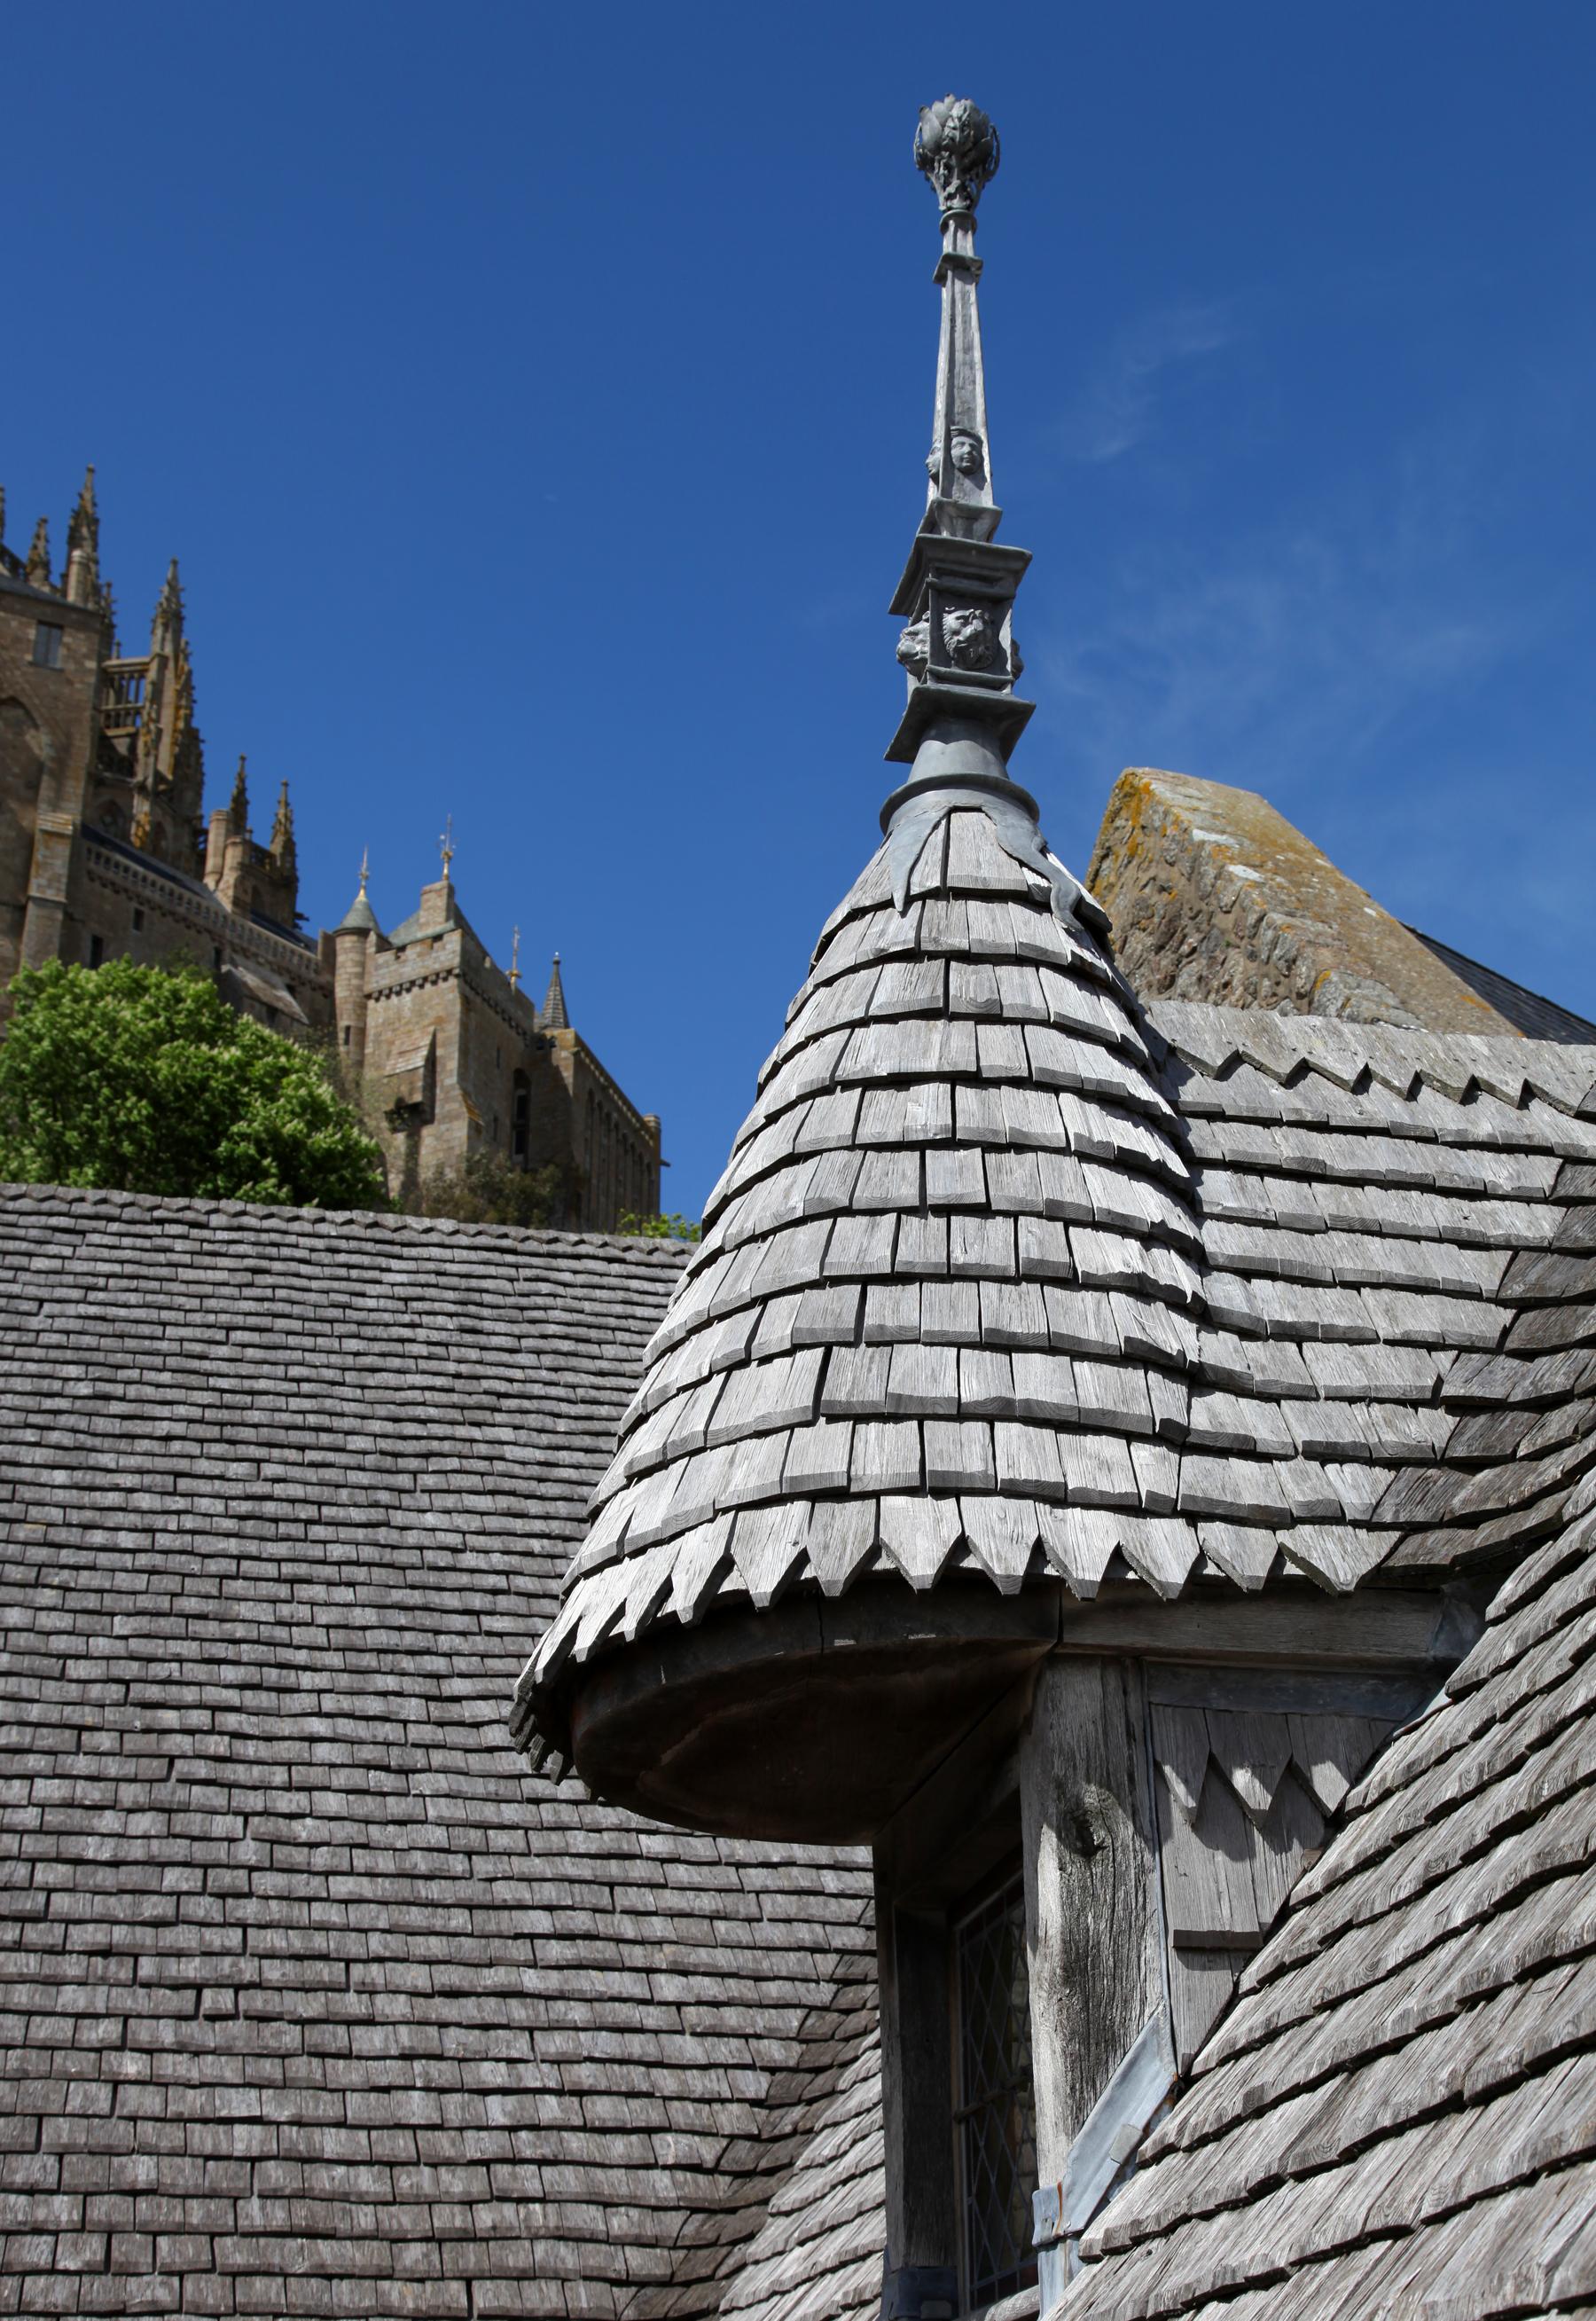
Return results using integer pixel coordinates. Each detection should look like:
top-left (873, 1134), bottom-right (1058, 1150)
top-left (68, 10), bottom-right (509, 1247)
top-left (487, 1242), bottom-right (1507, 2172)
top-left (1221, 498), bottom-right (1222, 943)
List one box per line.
top-left (616, 1209), bottom-right (701, 1243)
top-left (420, 1149), bottom-right (567, 1228)
top-left (0, 959), bottom-right (388, 1209)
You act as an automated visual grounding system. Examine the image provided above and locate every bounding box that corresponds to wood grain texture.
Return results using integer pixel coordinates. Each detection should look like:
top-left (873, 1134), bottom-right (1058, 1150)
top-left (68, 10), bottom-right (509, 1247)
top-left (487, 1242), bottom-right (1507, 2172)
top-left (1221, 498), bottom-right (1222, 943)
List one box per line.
top-left (1021, 1657), bottom-right (1164, 2181)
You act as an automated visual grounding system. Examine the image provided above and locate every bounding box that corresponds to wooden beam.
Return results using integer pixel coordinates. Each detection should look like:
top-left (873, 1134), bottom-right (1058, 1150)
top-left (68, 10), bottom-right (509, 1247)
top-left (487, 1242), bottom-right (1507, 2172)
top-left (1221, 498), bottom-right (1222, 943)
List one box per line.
top-left (1019, 1656), bottom-right (1165, 2182)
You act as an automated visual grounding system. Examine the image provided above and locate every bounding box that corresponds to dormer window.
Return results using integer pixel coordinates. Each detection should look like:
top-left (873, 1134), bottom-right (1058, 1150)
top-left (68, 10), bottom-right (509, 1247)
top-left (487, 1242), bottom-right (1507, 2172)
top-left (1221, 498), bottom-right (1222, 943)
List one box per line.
top-left (32, 623), bottom-right (63, 670)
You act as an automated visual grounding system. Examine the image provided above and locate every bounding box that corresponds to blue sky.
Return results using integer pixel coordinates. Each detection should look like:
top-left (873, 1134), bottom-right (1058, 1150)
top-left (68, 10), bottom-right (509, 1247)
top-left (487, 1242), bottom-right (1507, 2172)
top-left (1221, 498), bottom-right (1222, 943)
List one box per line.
top-left (6, 4), bottom-right (1593, 1212)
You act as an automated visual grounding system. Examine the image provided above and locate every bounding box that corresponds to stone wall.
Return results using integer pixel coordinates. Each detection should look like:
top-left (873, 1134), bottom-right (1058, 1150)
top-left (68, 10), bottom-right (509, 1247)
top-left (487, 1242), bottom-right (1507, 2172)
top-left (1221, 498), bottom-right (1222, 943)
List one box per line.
top-left (1086, 767), bottom-right (1518, 1033)
top-left (0, 575), bottom-right (105, 988)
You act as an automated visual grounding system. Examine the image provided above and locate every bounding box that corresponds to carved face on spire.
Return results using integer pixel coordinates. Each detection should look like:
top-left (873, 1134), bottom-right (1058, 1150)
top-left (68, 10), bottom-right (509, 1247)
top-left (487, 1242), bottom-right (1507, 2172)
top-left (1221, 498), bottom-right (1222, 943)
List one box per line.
top-left (950, 428), bottom-right (986, 480)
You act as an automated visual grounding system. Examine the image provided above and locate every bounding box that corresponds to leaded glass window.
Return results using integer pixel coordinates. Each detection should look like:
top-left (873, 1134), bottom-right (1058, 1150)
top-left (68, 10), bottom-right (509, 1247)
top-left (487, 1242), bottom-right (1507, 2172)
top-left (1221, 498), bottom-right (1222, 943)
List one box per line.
top-left (953, 1871), bottom-right (1037, 2310)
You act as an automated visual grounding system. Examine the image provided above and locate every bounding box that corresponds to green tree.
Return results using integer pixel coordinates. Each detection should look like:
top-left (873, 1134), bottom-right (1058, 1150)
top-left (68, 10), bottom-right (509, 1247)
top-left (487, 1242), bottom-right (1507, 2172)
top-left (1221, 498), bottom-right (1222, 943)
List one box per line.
top-left (0, 959), bottom-right (388, 1209)
top-left (419, 1149), bottom-right (568, 1227)
top-left (616, 1210), bottom-right (701, 1242)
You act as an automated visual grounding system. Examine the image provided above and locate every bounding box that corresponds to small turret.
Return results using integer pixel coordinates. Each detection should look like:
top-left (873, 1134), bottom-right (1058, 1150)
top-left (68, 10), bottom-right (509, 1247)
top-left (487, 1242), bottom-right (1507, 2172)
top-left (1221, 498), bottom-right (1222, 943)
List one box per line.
top-left (25, 518), bottom-right (51, 592)
top-left (540, 952), bottom-right (570, 1032)
top-left (64, 467), bottom-right (100, 608)
top-left (333, 851), bottom-right (379, 1082)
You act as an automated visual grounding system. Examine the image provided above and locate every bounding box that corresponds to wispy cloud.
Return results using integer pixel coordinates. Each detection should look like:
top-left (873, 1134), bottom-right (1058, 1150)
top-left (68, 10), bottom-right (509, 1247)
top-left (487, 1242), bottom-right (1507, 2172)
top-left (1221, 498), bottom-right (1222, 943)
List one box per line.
top-left (1044, 415), bottom-right (1533, 782)
top-left (1033, 408), bottom-right (1595, 981)
top-left (1053, 298), bottom-right (1242, 464)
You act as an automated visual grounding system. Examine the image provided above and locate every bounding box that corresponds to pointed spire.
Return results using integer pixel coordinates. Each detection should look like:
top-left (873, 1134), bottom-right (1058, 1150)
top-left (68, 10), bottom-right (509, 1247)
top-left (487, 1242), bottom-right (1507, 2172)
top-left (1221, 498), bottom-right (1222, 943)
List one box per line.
top-left (337, 848), bottom-right (379, 935)
top-left (541, 952), bottom-right (569, 1031)
top-left (508, 926), bottom-right (521, 992)
top-left (64, 466), bottom-right (100, 607)
top-left (886, 98), bottom-right (1033, 789)
top-left (151, 558), bottom-right (183, 650)
top-left (229, 753), bottom-right (249, 830)
top-left (26, 517), bottom-right (51, 591)
top-left (270, 778), bottom-right (295, 862)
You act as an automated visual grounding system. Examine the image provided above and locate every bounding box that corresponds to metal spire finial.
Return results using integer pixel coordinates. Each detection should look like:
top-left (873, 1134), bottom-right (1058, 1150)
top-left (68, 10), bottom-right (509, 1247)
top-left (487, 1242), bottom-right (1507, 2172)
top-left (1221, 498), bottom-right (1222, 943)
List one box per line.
top-left (358, 847), bottom-right (370, 896)
top-left (914, 96), bottom-right (999, 216)
top-left (439, 815), bottom-right (455, 877)
top-left (884, 98), bottom-right (1034, 791)
top-left (509, 925), bottom-right (521, 991)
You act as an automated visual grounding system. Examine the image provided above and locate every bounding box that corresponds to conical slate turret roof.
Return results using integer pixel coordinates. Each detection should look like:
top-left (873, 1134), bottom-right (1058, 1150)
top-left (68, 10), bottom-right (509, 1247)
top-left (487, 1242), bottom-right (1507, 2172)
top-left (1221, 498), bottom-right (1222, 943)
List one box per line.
top-left (336, 851), bottom-right (379, 935)
top-left (527, 794), bottom-right (1201, 1698)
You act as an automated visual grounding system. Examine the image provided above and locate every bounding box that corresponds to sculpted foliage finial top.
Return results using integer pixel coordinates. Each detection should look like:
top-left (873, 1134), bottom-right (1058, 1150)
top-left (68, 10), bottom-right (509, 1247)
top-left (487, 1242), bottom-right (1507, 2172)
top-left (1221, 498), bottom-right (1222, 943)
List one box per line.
top-left (914, 96), bottom-right (999, 216)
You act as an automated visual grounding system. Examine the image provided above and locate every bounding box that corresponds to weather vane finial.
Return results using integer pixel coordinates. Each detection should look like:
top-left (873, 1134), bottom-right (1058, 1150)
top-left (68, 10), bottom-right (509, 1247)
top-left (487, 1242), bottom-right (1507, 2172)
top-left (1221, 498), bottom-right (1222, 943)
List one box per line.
top-left (358, 846), bottom-right (370, 897)
top-left (509, 925), bottom-right (521, 991)
top-left (439, 816), bottom-right (455, 877)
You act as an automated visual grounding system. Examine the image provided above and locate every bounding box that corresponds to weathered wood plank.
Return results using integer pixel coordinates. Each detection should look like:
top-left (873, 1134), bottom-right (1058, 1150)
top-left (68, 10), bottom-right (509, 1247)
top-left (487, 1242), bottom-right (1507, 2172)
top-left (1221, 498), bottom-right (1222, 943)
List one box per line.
top-left (1021, 1656), bottom-right (1165, 2182)
top-left (885, 1339), bottom-right (959, 1417)
top-left (922, 1419), bottom-right (996, 1494)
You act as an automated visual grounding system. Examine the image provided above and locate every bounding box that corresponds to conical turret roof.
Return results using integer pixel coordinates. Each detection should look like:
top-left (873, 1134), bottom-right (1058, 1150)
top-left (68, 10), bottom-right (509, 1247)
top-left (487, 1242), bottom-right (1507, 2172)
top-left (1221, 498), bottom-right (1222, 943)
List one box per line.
top-left (336, 851), bottom-right (379, 934)
top-left (514, 101), bottom-right (1210, 1833)
top-left (525, 796), bottom-right (1200, 1701)
top-left (541, 953), bottom-right (570, 1031)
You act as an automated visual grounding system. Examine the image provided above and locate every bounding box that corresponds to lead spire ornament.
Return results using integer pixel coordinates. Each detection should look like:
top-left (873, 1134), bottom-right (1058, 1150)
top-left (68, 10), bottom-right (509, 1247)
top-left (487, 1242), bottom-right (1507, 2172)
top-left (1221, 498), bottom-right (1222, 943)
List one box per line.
top-left (880, 101), bottom-right (1108, 935)
top-left (886, 96), bottom-right (1036, 796)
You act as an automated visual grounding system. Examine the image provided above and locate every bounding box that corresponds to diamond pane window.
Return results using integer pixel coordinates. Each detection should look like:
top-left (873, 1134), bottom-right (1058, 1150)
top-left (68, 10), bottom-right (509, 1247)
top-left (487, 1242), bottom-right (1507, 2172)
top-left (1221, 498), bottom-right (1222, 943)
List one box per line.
top-left (954, 1871), bottom-right (1037, 2309)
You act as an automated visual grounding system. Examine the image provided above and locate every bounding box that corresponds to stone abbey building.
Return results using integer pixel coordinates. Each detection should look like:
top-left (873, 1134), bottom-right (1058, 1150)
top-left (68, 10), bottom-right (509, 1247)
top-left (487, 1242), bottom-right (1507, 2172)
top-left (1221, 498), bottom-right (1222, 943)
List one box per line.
top-left (0, 474), bottom-right (660, 1224)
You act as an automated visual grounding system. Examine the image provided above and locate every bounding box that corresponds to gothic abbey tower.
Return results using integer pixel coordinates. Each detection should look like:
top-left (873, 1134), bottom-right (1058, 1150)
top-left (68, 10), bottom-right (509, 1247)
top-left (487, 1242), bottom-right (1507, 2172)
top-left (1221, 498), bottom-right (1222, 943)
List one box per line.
top-left (0, 468), bottom-right (317, 1023)
top-left (0, 471), bottom-right (660, 1225)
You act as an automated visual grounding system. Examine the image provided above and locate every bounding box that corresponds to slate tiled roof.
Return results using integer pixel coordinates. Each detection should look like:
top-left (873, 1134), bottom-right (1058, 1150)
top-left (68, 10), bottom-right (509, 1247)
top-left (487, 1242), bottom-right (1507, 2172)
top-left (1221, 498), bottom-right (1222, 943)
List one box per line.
top-left (521, 811), bottom-right (1596, 1741)
top-left (1063, 1152), bottom-right (1596, 2316)
top-left (0, 1189), bottom-right (874, 2320)
top-left (1410, 926), bottom-right (1596, 1046)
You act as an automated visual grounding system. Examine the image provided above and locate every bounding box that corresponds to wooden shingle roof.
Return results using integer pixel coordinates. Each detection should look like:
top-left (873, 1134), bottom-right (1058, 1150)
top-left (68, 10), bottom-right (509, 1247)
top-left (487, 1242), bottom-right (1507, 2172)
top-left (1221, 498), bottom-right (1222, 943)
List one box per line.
top-left (520, 810), bottom-right (1596, 1772)
top-left (713, 1132), bottom-right (1596, 2321)
top-left (523, 805), bottom-right (1195, 1717)
top-left (1065, 1391), bottom-right (1596, 2312)
top-left (0, 1188), bottom-right (875, 2320)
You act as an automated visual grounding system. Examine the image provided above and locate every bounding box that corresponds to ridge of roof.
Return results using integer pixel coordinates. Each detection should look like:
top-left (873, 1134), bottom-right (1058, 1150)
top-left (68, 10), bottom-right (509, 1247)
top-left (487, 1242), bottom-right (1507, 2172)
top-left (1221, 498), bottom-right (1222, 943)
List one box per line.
top-left (1148, 999), bottom-right (1596, 1117)
top-left (0, 1180), bottom-right (694, 1257)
